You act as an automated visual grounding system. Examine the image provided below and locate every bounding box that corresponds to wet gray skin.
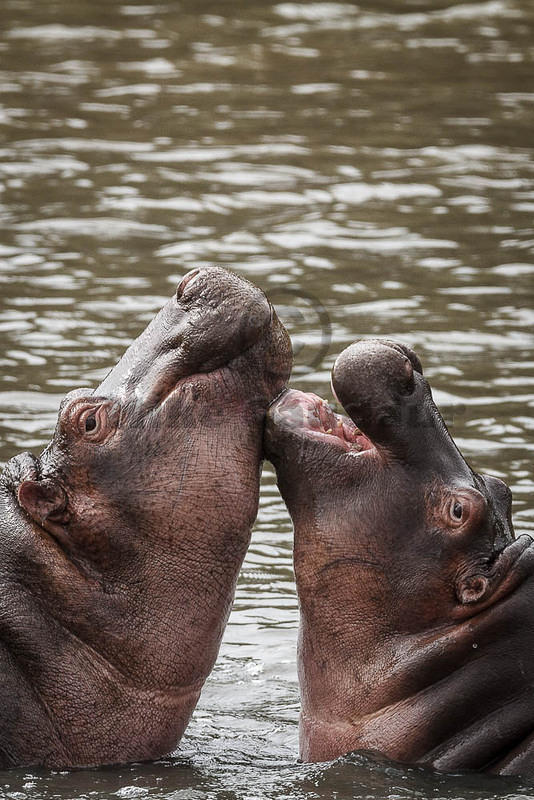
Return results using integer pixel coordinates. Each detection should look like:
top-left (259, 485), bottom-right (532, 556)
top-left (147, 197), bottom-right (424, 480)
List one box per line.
top-left (0, 266), bottom-right (291, 769)
top-left (265, 339), bottom-right (534, 777)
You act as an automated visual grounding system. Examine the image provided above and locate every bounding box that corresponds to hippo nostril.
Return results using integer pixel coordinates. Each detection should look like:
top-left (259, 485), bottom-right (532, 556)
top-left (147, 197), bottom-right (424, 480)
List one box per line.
top-left (381, 340), bottom-right (423, 376)
top-left (457, 574), bottom-right (489, 605)
top-left (176, 268), bottom-right (201, 299)
top-left (401, 357), bottom-right (416, 394)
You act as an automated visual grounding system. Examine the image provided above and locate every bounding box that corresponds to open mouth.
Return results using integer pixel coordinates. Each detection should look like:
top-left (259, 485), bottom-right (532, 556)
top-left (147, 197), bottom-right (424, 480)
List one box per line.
top-left (270, 389), bottom-right (373, 453)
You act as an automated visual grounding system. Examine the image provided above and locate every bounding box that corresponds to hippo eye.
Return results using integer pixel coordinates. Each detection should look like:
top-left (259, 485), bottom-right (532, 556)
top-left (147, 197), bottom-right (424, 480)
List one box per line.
top-left (75, 404), bottom-right (114, 442)
top-left (452, 501), bottom-right (463, 520)
top-left (67, 399), bottom-right (116, 443)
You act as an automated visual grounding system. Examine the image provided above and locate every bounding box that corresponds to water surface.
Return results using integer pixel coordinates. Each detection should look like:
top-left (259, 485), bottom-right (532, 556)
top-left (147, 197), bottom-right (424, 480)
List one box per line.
top-left (0, 0), bottom-right (533, 797)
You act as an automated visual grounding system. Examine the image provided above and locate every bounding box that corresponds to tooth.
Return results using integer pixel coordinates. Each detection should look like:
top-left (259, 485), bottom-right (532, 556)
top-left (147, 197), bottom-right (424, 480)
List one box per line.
top-left (326, 428), bottom-right (333, 434)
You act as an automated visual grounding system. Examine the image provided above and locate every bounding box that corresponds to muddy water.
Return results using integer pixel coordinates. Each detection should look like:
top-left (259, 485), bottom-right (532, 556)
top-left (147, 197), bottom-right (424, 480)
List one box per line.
top-left (0, 0), bottom-right (533, 797)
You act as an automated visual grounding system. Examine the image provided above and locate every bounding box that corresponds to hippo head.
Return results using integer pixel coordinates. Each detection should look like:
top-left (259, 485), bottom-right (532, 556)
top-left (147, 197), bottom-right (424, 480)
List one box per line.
top-left (9, 266), bottom-right (291, 582)
top-left (265, 340), bottom-right (533, 765)
top-left (266, 340), bottom-right (522, 634)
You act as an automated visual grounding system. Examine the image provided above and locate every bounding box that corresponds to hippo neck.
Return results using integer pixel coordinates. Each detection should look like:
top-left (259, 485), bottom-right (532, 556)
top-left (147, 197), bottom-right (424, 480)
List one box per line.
top-left (0, 436), bottom-right (258, 694)
top-left (300, 570), bottom-right (534, 771)
top-left (0, 507), bottom-right (207, 768)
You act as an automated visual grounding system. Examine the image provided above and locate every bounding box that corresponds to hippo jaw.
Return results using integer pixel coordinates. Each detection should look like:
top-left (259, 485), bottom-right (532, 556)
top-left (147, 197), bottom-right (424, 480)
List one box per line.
top-left (266, 389), bottom-right (374, 454)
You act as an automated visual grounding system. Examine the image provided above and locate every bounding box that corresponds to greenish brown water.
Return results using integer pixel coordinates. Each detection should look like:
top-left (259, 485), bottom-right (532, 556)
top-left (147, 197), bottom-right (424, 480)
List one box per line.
top-left (0, 0), bottom-right (533, 797)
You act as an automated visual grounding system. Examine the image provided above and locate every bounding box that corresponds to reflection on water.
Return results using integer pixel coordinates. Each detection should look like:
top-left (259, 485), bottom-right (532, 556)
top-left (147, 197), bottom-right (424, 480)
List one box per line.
top-left (0, 0), bottom-right (533, 797)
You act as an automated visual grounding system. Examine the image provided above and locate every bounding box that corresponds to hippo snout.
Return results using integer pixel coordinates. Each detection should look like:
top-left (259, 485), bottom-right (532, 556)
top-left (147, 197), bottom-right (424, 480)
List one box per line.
top-left (331, 340), bottom-right (425, 455)
top-left (333, 340), bottom-right (421, 410)
top-left (173, 266), bottom-right (273, 355)
top-left (98, 267), bottom-right (277, 404)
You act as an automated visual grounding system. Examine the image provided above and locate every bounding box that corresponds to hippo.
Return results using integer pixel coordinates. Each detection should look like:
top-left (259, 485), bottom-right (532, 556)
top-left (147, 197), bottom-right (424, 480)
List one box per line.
top-left (265, 339), bottom-right (534, 778)
top-left (0, 267), bottom-right (291, 769)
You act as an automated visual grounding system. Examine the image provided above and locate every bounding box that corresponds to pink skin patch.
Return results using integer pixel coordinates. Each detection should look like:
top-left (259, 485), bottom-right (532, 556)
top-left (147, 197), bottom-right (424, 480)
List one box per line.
top-left (272, 389), bottom-right (372, 453)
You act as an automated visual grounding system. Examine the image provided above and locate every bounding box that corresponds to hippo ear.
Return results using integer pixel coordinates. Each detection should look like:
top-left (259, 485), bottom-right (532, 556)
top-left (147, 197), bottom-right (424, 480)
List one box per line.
top-left (456, 574), bottom-right (490, 605)
top-left (17, 479), bottom-right (68, 526)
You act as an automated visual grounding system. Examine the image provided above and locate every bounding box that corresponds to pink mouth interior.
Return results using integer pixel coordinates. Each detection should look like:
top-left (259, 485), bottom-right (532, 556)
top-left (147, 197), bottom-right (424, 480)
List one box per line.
top-left (275, 391), bottom-right (373, 453)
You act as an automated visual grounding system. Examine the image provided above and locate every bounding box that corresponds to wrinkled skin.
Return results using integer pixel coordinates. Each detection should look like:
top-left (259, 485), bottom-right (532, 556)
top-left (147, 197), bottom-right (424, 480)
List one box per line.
top-left (265, 339), bottom-right (534, 777)
top-left (0, 267), bottom-right (291, 769)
